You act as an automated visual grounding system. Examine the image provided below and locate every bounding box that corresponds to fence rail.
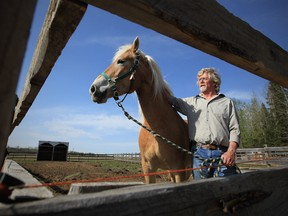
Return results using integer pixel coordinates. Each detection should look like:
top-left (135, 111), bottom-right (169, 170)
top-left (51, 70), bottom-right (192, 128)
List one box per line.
top-left (68, 154), bottom-right (114, 162)
top-left (236, 146), bottom-right (288, 162)
top-left (6, 146), bottom-right (288, 164)
top-left (113, 153), bottom-right (141, 164)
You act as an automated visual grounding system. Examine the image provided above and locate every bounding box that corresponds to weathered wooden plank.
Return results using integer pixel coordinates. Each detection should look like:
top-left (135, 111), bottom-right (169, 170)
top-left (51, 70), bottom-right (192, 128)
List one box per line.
top-left (0, 167), bottom-right (287, 215)
top-left (0, 0), bottom-right (36, 169)
top-left (11, 0), bottom-right (87, 131)
top-left (83, 0), bottom-right (288, 87)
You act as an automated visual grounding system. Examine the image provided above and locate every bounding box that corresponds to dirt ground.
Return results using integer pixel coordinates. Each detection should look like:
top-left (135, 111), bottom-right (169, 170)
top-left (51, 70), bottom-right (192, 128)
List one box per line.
top-left (17, 161), bottom-right (168, 195)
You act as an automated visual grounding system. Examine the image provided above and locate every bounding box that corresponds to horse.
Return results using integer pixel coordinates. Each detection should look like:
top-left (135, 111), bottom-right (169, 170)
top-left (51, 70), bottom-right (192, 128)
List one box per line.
top-left (89, 37), bottom-right (191, 183)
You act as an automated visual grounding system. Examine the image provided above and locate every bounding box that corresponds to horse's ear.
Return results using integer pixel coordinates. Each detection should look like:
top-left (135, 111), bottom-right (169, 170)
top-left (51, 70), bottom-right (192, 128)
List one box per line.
top-left (132, 36), bottom-right (139, 53)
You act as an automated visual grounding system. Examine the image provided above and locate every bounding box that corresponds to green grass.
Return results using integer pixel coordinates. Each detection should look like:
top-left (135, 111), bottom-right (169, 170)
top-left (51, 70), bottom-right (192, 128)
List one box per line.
top-left (88, 160), bottom-right (142, 173)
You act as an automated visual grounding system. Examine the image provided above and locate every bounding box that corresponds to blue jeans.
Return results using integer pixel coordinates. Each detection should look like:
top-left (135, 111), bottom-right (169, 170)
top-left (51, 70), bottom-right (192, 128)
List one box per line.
top-left (192, 145), bottom-right (239, 180)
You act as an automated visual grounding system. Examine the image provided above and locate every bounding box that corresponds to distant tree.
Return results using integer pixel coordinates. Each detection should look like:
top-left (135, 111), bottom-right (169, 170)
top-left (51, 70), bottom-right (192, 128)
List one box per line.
top-left (266, 82), bottom-right (288, 146)
top-left (232, 98), bottom-right (251, 148)
top-left (233, 95), bottom-right (270, 148)
top-left (249, 95), bottom-right (264, 147)
top-left (259, 103), bottom-right (270, 145)
top-left (7, 146), bottom-right (38, 153)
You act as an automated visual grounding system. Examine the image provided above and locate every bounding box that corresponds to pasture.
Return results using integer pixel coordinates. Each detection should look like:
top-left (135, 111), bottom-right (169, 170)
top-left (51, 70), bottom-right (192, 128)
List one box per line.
top-left (12, 159), bottom-right (167, 196)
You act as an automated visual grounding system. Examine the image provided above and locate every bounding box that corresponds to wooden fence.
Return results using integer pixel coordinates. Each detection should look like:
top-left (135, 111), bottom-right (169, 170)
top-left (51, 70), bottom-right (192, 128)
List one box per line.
top-left (113, 153), bottom-right (141, 164)
top-left (7, 146), bottom-right (288, 165)
top-left (114, 147), bottom-right (288, 164)
top-left (236, 146), bottom-right (288, 166)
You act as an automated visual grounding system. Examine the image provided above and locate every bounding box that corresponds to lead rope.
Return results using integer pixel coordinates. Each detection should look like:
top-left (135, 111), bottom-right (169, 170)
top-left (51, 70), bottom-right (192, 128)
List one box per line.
top-left (201, 158), bottom-right (223, 177)
top-left (116, 101), bottom-right (193, 156)
top-left (116, 101), bottom-right (241, 175)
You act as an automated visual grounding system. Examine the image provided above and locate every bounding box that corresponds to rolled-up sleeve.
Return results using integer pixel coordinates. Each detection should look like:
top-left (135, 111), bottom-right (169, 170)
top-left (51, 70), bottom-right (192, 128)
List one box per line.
top-left (229, 100), bottom-right (241, 145)
top-left (169, 96), bottom-right (189, 116)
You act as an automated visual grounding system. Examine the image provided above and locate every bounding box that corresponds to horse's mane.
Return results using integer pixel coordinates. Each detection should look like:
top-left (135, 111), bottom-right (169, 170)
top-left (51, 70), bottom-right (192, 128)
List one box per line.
top-left (113, 44), bottom-right (173, 99)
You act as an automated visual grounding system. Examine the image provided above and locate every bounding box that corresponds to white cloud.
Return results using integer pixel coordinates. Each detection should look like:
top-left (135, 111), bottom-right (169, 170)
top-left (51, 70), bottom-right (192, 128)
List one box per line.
top-left (224, 90), bottom-right (266, 103)
top-left (224, 90), bottom-right (253, 101)
top-left (8, 105), bottom-right (141, 153)
top-left (76, 34), bottom-right (175, 49)
top-left (43, 112), bottom-right (139, 139)
top-left (82, 35), bottom-right (134, 47)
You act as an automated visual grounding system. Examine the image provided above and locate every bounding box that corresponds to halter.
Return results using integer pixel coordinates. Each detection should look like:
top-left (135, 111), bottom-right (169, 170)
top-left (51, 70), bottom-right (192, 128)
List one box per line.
top-left (101, 52), bottom-right (140, 101)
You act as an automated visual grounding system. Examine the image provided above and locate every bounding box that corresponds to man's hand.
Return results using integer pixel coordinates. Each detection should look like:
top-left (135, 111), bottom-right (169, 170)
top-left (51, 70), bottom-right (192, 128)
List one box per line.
top-left (221, 142), bottom-right (238, 166)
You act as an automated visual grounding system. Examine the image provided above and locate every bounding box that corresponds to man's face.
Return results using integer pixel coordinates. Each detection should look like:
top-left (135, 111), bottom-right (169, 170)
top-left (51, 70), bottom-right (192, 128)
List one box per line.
top-left (197, 72), bottom-right (215, 93)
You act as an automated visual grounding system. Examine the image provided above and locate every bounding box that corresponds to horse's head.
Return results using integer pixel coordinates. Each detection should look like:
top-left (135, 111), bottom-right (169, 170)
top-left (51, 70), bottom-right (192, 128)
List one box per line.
top-left (90, 37), bottom-right (143, 104)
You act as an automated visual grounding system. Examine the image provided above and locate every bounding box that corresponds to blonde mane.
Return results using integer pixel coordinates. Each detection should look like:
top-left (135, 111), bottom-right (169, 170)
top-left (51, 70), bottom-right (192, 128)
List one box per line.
top-left (113, 44), bottom-right (173, 99)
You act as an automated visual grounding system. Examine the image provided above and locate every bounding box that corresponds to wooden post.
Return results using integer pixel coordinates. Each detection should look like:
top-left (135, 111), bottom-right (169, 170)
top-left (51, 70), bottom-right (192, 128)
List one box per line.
top-left (0, 0), bottom-right (36, 169)
top-left (11, 0), bottom-right (87, 132)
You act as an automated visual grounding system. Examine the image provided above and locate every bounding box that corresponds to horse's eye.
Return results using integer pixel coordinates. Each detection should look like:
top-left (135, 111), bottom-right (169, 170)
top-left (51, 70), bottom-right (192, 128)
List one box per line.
top-left (117, 59), bottom-right (125, 64)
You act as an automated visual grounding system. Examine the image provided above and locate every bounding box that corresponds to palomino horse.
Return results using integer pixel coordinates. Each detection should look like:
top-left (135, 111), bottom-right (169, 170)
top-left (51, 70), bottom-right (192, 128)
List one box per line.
top-left (90, 37), bottom-right (190, 183)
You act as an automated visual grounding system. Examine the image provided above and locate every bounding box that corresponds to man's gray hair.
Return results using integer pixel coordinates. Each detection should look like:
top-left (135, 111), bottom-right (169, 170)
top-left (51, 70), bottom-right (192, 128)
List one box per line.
top-left (197, 68), bottom-right (221, 93)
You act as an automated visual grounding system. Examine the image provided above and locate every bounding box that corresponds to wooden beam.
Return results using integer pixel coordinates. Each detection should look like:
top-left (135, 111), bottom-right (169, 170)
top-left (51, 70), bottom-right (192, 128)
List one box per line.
top-left (11, 0), bottom-right (87, 131)
top-left (83, 0), bottom-right (288, 87)
top-left (0, 0), bottom-right (36, 169)
top-left (0, 167), bottom-right (287, 215)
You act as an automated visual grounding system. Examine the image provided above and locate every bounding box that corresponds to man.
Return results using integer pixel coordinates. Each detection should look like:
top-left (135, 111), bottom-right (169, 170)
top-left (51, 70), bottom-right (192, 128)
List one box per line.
top-left (169, 68), bottom-right (240, 180)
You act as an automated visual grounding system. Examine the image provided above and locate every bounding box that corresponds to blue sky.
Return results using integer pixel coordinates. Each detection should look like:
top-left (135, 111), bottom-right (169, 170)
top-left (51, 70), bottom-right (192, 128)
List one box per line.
top-left (8, 0), bottom-right (288, 153)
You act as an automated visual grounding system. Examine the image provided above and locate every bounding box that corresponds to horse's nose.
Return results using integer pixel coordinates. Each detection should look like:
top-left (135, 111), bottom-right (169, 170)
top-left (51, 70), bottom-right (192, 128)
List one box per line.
top-left (90, 84), bottom-right (96, 95)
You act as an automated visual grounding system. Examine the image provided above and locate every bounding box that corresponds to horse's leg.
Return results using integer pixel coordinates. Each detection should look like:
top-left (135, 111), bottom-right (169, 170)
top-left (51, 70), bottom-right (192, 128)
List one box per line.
top-left (171, 171), bottom-right (186, 183)
top-left (169, 173), bottom-right (180, 183)
top-left (170, 173), bottom-right (176, 183)
top-left (145, 172), bottom-right (156, 184)
top-left (141, 158), bottom-right (156, 184)
top-left (174, 173), bottom-right (182, 183)
top-left (139, 128), bottom-right (157, 183)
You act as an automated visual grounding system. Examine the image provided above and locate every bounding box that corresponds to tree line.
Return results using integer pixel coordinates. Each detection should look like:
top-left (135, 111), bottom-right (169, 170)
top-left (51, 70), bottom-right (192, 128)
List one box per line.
top-left (233, 82), bottom-right (288, 148)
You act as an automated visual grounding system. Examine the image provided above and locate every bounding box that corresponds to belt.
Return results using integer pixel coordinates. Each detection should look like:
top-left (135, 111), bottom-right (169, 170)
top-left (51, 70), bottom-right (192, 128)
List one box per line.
top-left (195, 143), bottom-right (217, 150)
top-left (190, 140), bottom-right (223, 150)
